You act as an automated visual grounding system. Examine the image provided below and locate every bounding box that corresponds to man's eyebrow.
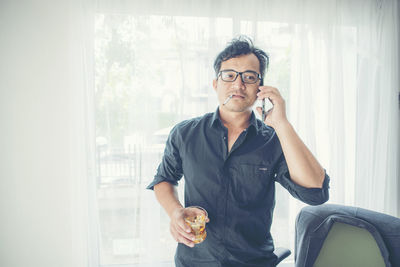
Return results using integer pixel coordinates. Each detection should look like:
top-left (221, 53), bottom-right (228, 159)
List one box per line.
top-left (243, 70), bottom-right (258, 73)
top-left (220, 69), bottom-right (258, 73)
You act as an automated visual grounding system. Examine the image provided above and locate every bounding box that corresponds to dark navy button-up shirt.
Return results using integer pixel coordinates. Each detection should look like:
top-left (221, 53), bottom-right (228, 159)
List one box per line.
top-left (147, 108), bottom-right (330, 267)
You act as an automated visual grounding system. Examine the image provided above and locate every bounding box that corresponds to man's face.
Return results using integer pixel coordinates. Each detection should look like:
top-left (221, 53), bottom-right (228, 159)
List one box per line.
top-left (213, 53), bottom-right (261, 114)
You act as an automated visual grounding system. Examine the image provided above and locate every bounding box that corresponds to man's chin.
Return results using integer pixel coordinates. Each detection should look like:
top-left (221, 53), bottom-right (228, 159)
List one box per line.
top-left (222, 105), bottom-right (253, 113)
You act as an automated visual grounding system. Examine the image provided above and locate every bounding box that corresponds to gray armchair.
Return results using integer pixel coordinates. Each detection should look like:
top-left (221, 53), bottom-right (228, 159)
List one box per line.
top-left (295, 204), bottom-right (400, 267)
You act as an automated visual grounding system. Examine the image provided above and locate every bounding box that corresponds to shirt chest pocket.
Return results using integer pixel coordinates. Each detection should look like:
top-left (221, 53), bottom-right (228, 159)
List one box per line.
top-left (229, 164), bottom-right (274, 207)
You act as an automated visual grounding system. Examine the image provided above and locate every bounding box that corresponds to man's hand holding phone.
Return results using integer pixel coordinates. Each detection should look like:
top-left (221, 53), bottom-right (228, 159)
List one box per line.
top-left (256, 86), bottom-right (288, 130)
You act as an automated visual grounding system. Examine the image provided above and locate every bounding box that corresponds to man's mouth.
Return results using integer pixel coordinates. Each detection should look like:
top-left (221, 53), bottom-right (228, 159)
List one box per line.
top-left (232, 94), bottom-right (245, 99)
top-left (223, 94), bottom-right (245, 105)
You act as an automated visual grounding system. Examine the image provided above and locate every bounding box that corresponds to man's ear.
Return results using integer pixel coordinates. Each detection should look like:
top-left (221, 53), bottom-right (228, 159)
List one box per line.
top-left (212, 79), bottom-right (217, 91)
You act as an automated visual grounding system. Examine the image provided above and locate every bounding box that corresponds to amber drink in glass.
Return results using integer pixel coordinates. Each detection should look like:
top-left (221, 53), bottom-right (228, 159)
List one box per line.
top-left (184, 206), bottom-right (208, 244)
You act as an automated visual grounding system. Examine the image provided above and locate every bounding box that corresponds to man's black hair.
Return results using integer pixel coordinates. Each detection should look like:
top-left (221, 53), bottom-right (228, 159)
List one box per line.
top-left (213, 35), bottom-right (269, 79)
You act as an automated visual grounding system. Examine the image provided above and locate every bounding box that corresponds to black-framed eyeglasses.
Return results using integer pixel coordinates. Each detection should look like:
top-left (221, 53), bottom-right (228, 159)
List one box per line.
top-left (218, 69), bottom-right (261, 84)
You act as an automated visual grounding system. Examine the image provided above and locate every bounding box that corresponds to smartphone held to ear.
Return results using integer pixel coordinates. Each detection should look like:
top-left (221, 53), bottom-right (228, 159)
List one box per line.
top-left (259, 79), bottom-right (266, 121)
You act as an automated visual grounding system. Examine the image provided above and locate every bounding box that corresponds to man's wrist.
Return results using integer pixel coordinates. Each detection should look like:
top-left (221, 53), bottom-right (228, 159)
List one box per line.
top-left (168, 204), bottom-right (184, 218)
top-left (273, 120), bottom-right (292, 134)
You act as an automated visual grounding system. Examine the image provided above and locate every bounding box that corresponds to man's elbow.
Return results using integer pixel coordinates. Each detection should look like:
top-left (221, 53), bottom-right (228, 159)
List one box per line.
top-left (309, 194), bottom-right (329, 206)
top-left (314, 170), bottom-right (326, 188)
top-left (309, 185), bottom-right (330, 206)
top-left (303, 179), bottom-right (330, 206)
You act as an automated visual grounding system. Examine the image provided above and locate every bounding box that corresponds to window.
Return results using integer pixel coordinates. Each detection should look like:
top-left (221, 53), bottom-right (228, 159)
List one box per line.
top-left (94, 12), bottom-right (357, 265)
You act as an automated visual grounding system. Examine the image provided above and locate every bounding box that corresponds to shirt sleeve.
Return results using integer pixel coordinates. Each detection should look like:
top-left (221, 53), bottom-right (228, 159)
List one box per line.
top-left (273, 153), bottom-right (330, 205)
top-left (146, 125), bottom-right (184, 190)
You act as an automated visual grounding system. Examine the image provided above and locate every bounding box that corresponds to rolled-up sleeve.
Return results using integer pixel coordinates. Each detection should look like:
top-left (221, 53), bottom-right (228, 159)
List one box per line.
top-left (273, 153), bottom-right (330, 205)
top-left (146, 125), bottom-right (184, 190)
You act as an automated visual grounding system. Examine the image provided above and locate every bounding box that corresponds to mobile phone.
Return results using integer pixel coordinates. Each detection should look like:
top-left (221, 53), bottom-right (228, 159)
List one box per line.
top-left (260, 78), bottom-right (266, 121)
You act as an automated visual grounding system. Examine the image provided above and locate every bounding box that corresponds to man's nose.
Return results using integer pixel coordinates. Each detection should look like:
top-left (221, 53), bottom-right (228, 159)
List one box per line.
top-left (232, 75), bottom-right (246, 89)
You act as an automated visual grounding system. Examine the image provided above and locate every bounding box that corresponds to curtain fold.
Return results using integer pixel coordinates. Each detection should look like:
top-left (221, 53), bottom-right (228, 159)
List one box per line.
top-left (68, 0), bottom-right (100, 266)
top-left (354, 0), bottom-right (399, 216)
top-left (0, 0), bottom-right (96, 266)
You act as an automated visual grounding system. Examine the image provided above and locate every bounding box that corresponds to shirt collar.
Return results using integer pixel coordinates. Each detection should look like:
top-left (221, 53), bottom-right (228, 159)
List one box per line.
top-left (248, 110), bottom-right (259, 132)
top-left (210, 107), bottom-right (222, 128)
top-left (210, 106), bottom-right (259, 132)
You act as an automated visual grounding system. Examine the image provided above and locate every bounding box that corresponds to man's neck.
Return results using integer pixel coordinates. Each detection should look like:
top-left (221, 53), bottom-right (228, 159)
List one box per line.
top-left (219, 106), bottom-right (251, 130)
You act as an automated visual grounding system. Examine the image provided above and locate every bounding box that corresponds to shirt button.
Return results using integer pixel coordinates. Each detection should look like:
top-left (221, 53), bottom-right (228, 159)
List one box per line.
top-left (223, 136), bottom-right (226, 139)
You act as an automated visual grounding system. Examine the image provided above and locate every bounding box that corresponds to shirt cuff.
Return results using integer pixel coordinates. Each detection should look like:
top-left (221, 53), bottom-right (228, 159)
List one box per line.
top-left (281, 170), bottom-right (330, 205)
top-left (146, 175), bottom-right (179, 190)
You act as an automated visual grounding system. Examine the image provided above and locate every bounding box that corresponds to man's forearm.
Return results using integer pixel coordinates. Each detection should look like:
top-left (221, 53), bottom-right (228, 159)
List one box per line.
top-left (274, 121), bottom-right (325, 188)
top-left (154, 181), bottom-right (183, 218)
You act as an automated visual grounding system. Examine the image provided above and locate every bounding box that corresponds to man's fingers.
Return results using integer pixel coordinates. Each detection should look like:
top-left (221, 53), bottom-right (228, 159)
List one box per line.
top-left (170, 223), bottom-right (195, 247)
top-left (170, 224), bottom-right (179, 242)
top-left (178, 235), bottom-right (195, 248)
top-left (257, 90), bottom-right (277, 100)
top-left (257, 86), bottom-right (283, 102)
top-left (258, 86), bottom-right (282, 96)
top-left (257, 92), bottom-right (284, 106)
top-left (175, 220), bottom-right (196, 241)
top-left (177, 218), bottom-right (192, 233)
top-left (256, 106), bottom-right (271, 118)
top-left (177, 224), bottom-right (196, 241)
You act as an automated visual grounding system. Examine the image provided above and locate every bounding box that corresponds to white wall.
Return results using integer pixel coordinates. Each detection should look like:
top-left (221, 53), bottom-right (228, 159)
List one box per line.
top-left (0, 1), bottom-right (88, 266)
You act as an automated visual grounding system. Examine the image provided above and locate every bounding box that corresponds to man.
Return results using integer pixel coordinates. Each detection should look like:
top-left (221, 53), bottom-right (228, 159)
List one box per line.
top-left (147, 36), bottom-right (330, 267)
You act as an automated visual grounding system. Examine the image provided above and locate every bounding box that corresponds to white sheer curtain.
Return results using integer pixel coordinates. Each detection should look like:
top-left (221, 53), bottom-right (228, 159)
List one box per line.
top-left (353, 0), bottom-right (400, 216)
top-left (286, 0), bottom-right (400, 215)
top-left (90, 0), bottom-right (399, 265)
top-left (0, 0), bottom-right (95, 266)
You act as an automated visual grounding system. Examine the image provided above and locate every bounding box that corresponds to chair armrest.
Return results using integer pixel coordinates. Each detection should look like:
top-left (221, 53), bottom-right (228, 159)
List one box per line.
top-left (274, 247), bottom-right (291, 265)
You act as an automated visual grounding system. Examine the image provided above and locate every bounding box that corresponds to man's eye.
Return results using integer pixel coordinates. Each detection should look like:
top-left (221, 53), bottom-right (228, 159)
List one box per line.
top-left (245, 75), bottom-right (256, 80)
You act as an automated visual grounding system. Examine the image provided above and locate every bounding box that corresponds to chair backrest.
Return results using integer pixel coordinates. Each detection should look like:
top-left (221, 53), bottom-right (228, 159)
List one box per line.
top-left (294, 204), bottom-right (400, 267)
top-left (313, 222), bottom-right (386, 267)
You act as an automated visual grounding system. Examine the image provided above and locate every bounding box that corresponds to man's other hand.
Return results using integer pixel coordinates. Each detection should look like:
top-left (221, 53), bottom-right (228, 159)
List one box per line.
top-left (170, 207), bottom-right (197, 248)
